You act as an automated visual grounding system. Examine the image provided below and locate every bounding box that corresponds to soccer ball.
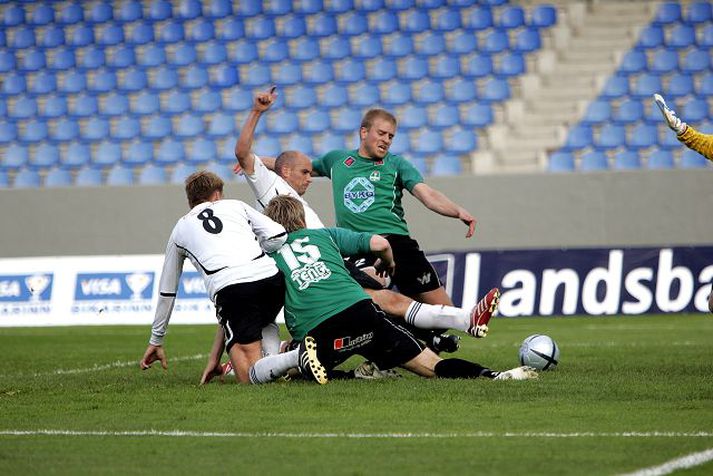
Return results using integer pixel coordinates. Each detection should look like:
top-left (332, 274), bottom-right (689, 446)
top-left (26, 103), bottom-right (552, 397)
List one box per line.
top-left (519, 334), bottom-right (560, 371)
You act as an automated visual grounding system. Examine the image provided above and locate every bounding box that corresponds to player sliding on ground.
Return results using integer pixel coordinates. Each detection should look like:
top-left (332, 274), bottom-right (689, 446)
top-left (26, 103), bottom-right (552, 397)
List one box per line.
top-left (246, 195), bottom-right (537, 384)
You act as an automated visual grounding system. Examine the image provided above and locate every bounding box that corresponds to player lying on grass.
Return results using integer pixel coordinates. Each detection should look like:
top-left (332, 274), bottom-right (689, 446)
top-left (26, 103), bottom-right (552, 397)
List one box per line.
top-left (139, 171), bottom-right (290, 383)
top-left (232, 87), bottom-right (495, 355)
top-left (654, 93), bottom-right (713, 162)
top-left (250, 195), bottom-right (537, 384)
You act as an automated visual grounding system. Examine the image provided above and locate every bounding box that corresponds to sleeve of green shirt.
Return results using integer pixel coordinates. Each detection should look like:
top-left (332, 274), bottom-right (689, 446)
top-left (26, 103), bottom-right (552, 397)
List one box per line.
top-left (312, 150), bottom-right (344, 178)
top-left (324, 227), bottom-right (373, 257)
top-left (393, 155), bottom-right (424, 192)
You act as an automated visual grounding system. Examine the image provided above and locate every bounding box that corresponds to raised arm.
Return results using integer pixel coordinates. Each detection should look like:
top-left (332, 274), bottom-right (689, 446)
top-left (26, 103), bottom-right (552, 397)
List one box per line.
top-left (234, 87), bottom-right (278, 175)
top-left (411, 182), bottom-right (476, 238)
top-left (655, 94), bottom-right (713, 161)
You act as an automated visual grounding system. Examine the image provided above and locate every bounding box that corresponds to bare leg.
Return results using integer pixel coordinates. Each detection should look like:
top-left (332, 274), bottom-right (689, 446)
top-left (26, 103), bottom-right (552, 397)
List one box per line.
top-left (400, 348), bottom-right (442, 378)
top-left (228, 341), bottom-right (264, 383)
top-left (413, 286), bottom-right (454, 306)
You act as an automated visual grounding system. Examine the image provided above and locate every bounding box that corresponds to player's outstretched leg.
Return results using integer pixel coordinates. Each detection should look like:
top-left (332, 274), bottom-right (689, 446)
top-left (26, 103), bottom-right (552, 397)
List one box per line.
top-left (467, 288), bottom-right (500, 338)
top-left (299, 336), bottom-right (328, 385)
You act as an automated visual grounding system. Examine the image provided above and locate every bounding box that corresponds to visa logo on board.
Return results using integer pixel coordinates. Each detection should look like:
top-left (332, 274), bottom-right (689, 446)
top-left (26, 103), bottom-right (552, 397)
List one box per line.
top-left (74, 272), bottom-right (154, 301)
top-left (0, 274), bottom-right (53, 302)
top-left (177, 272), bottom-right (208, 299)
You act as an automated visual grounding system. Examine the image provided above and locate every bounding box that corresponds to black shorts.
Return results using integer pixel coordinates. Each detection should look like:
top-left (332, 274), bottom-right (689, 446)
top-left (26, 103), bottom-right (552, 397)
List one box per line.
top-left (347, 234), bottom-right (441, 295)
top-left (306, 299), bottom-right (424, 371)
top-left (343, 258), bottom-right (385, 290)
top-left (214, 272), bottom-right (285, 351)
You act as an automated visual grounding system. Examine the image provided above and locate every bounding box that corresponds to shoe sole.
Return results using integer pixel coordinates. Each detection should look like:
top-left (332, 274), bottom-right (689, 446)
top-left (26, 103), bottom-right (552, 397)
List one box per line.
top-left (302, 336), bottom-right (328, 385)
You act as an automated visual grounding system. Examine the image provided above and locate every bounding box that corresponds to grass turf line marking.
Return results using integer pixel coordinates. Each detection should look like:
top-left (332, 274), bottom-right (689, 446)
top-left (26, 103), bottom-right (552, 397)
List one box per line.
top-left (1, 430), bottom-right (712, 439)
top-left (619, 447), bottom-right (713, 476)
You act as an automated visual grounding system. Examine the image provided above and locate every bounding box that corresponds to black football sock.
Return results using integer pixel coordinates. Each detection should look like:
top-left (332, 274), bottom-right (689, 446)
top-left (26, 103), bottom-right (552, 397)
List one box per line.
top-left (434, 358), bottom-right (499, 379)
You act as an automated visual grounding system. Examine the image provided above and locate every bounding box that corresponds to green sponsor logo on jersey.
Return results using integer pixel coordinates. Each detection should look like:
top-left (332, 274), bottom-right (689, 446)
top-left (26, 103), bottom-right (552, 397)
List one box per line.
top-left (343, 177), bottom-right (375, 213)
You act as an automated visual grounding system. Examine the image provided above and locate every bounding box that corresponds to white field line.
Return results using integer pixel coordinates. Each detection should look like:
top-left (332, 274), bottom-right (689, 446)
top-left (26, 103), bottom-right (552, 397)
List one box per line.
top-left (0, 354), bottom-right (206, 379)
top-left (619, 447), bottom-right (713, 476)
top-left (0, 430), bottom-right (712, 439)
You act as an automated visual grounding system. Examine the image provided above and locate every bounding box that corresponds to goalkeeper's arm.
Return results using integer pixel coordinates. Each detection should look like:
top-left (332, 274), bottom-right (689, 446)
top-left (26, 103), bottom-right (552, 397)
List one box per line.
top-left (654, 93), bottom-right (713, 162)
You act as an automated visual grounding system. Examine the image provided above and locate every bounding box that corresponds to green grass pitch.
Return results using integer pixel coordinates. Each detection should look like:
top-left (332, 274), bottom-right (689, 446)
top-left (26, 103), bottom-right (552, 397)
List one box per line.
top-left (1, 314), bottom-right (712, 475)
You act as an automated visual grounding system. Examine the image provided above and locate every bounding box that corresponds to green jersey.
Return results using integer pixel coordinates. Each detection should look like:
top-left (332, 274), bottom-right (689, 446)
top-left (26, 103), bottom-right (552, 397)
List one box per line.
top-left (269, 227), bottom-right (372, 341)
top-left (312, 150), bottom-right (424, 236)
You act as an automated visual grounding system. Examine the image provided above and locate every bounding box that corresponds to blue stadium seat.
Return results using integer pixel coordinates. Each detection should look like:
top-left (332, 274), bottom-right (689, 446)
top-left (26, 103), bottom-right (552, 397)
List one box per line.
top-left (400, 9), bottom-right (430, 32)
top-left (294, 0), bottom-right (323, 14)
top-left (87, 2), bottom-right (113, 23)
top-left (448, 30), bottom-right (478, 54)
top-left (495, 52), bottom-right (525, 77)
top-left (431, 55), bottom-right (460, 79)
top-left (143, 115), bottom-right (172, 140)
top-left (319, 84), bottom-right (349, 108)
top-left (38, 25), bottom-right (65, 48)
top-left (231, 40), bottom-right (258, 64)
top-left (19, 49), bottom-right (46, 72)
top-left (647, 150), bottom-right (674, 169)
top-left (619, 50), bottom-right (647, 74)
top-left (261, 38), bottom-right (289, 63)
top-left (284, 135), bottom-right (314, 156)
top-left (654, 2), bottom-right (681, 24)
top-left (97, 24), bottom-right (125, 46)
top-left (630, 74), bottom-right (662, 99)
top-left (628, 123), bottom-right (658, 149)
top-left (118, 1), bottom-right (143, 22)
top-left (600, 75), bottom-right (628, 99)
top-left (239, 63), bottom-right (271, 87)
top-left (188, 18), bottom-right (215, 42)
top-left (131, 91), bottom-right (160, 115)
top-left (413, 80), bottom-right (444, 105)
top-left (445, 78), bottom-right (477, 103)
top-left (168, 43), bottom-right (197, 66)
top-left (223, 88), bottom-right (252, 112)
top-left (29, 143), bottom-right (60, 169)
top-left (28, 71), bottom-right (57, 95)
top-left (182, 65), bottom-right (209, 89)
top-left (124, 140), bottom-right (153, 166)
top-left (667, 73), bottom-right (694, 97)
top-left (2, 143), bottom-right (27, 168)
top-left (120, 68), bottom-right (148, 92)
top-left (291, 37), bottom-right (320, 62)
top-left (680, 148), bottom-right (710, 168)
top-left (398, 104), bottom-right (428, 129)
top-left (112, 117), bottom-right (141, 141)
top-left (480, 78), bottom-right (510, 102)
top-left (48, 48), bottom-right (76, 71)
top-left (170, 163), bottom-right (194, 184)
top-left (206, 112), bottom-right (234, 138)
top-left (135, 45), bottom-right (164, 68)
top-left (580, 151), bottom-right (609, 171)
top-left (667, 24), bottom-right (696, 49)
top-left (382, 32), bottom-right (414, 57)
top-left (278, 15), bottom-right (307, 38)
top-left (325, 0), bottom-right (355, 13)
top-left (76, 45), bottom-right (105, 70)
top-left (67, 25), bottom-right (94, 47)
top-left (155, 138), bottom-right (185, 165)
top-left (137, 164), bottom-right (167, 185)
top-left (582, 100), bottom-right (611, 124)
top-left (300, 110), bottom-right (331, 134)
top-left (686, 1), bottom-right (712, 23)
top-left (208, 63), bottom-right (237, 88)
top-left (399, 56), bottom-right (428, 80)
top-left (613, 100), bottom-right (644, 124)
top-left (595, 124), bottom-right (626, 150)
top-left (75, 167), bottom-right (104, 187)
top-left (696, 74), bottom-right (713, 98)
top-left (45, 168), bottom-right (73, 188)
top-left (463, 7), bottom-right (493, 30)
top-left (432, 8), bottom-right (461, 31)
top-left (148, 0), bottom-right (173, 21)
top-left (339, 11), bottom-right (368, 36)
top-left (414, 31), bottom-right (445, 56)
top-left (513, 28), bottom-right (541, 53)
top-left (42, 96), bottom-right (69, 119)
top-left (411, 129), bottom-right (443, 155)
top-left (93, 141), bottom-right (122, 167)
top-left (636, 25), bottom-right (663, 49)
top-left (106, 165), bottom-right (134, 186)
top-left (80, 117), bottom-right (110, 142)
top-left (481, 30), bottom-right (509, 54)
top-left (2, 73), bottom-right (26, 96)
top-left (50, 117), bottom-right (80, 142)
top-left (264, 0), bottom-right (292, 16)
top-left (159, 21), bottom-right (185, 43)
top-left (321, 36), bottom-right (351, 59)
top-left (462, 54), bottom-right (493, 78)
top-left (177, 0), bottom-right (203, 19)
top-left (431, 155), bottom-right (463, 176)
top-left (353, 36), bottom-right (383, 59)
top-left (13, 169), bottom-right (41, 189)
top-left (562, 125), bottom-right (593, 150)
top-left (9, 26), bottom-right (35, 49)
top-left (86, 69), bottom-right (116, 94)
top-left (682, 99), bottom-right (709, 122)
top-left (657, 123), bottom-right (681, 148)
top-left (332, 107), bottom-right (361, 133)
top-left (186, 138), bottom-right (218, 165)
top-left (303, 60), bottom-right (335, 84)
top-left (150, 66), bottom-right (179, 90)
top-left (388, 132), bottom-right (408, 156)
top-left (9, 97), bottom-right (38, 120)
top-left (193, 90), bottom-right (222, 113)
top-left (680, 50), bottom-right (710, 73)
top-left (2, 4), bottom-right (25, 27)
top-left (365, 57), bottom-right (396, 82)
top-left (699, 24), bottom-right (713, 48)
top-left (333, 58), bottom-right (365, 83)
top-left (371, 10), bottom-right (399, 34)
top-left (19, 119), bottom-right (49, 143)
top-left (460, 102), bottom-right (493, 128)
top-left (548, 152), bottom-right (575, 172)
top-left (266, 110), bottom-right (299, 135)
top-left (107, 44), bottom-right (137, 68)
top-left (283, 84), bottom-right (316, 109)
top-left (531, 5), bottom-right (557, 28)
top-left (234, 0), bottom-right (260, 16)
top-left (245, 17), bottom-right (276, 40)
top-left (417, 0), bottom-right (445, 8)
top-left (30, 4), bottom-right (55, 25)
top-left (175, 114), bottom-right (204, 138)
top-left (61, 142), bottom-right (91, 169)
top-left (498, 5), bottom-right (525, 29)
top-left (128, 22), bottom-right (155, 45)
top-left (444, 127), bottom-right (477, 154)
top-left (614, 151), bottom-right (641, 170)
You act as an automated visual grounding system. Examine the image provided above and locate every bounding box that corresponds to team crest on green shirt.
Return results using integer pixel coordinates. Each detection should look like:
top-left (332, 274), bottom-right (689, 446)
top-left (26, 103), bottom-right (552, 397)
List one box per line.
top-left (369, 171), bottom-right (380, 182)
top-left (343, 177), bottom-right (375, 213)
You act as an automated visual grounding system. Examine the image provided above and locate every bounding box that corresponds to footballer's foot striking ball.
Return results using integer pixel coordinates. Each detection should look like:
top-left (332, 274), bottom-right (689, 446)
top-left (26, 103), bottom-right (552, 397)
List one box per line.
top-left (519, 334), bottom-right (559, 371)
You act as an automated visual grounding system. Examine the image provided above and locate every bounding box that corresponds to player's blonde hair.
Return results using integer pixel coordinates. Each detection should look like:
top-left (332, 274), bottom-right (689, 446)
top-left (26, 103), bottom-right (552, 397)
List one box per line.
top-left (264, 195), bottom-right (306, 233)
top-left (360, 108), bottom-right (397, 130)
top-left (185, 171), bottom-right (224, 208)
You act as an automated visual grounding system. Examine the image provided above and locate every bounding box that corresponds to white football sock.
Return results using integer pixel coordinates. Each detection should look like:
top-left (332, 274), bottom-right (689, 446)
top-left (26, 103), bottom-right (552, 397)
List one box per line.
top-left (261, 321), bottom-right (281, 356)
top-left (405, 302), bottom-right (468, 332)
top-left (249, 349), bottom-right (299, 384)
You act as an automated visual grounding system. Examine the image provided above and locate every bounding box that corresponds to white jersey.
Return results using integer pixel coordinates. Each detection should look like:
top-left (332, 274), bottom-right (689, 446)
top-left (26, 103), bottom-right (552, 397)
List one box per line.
top-left (244, 154), bottom-right (325, 229)
top-left (149, 199), bottom-right (287, 345)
